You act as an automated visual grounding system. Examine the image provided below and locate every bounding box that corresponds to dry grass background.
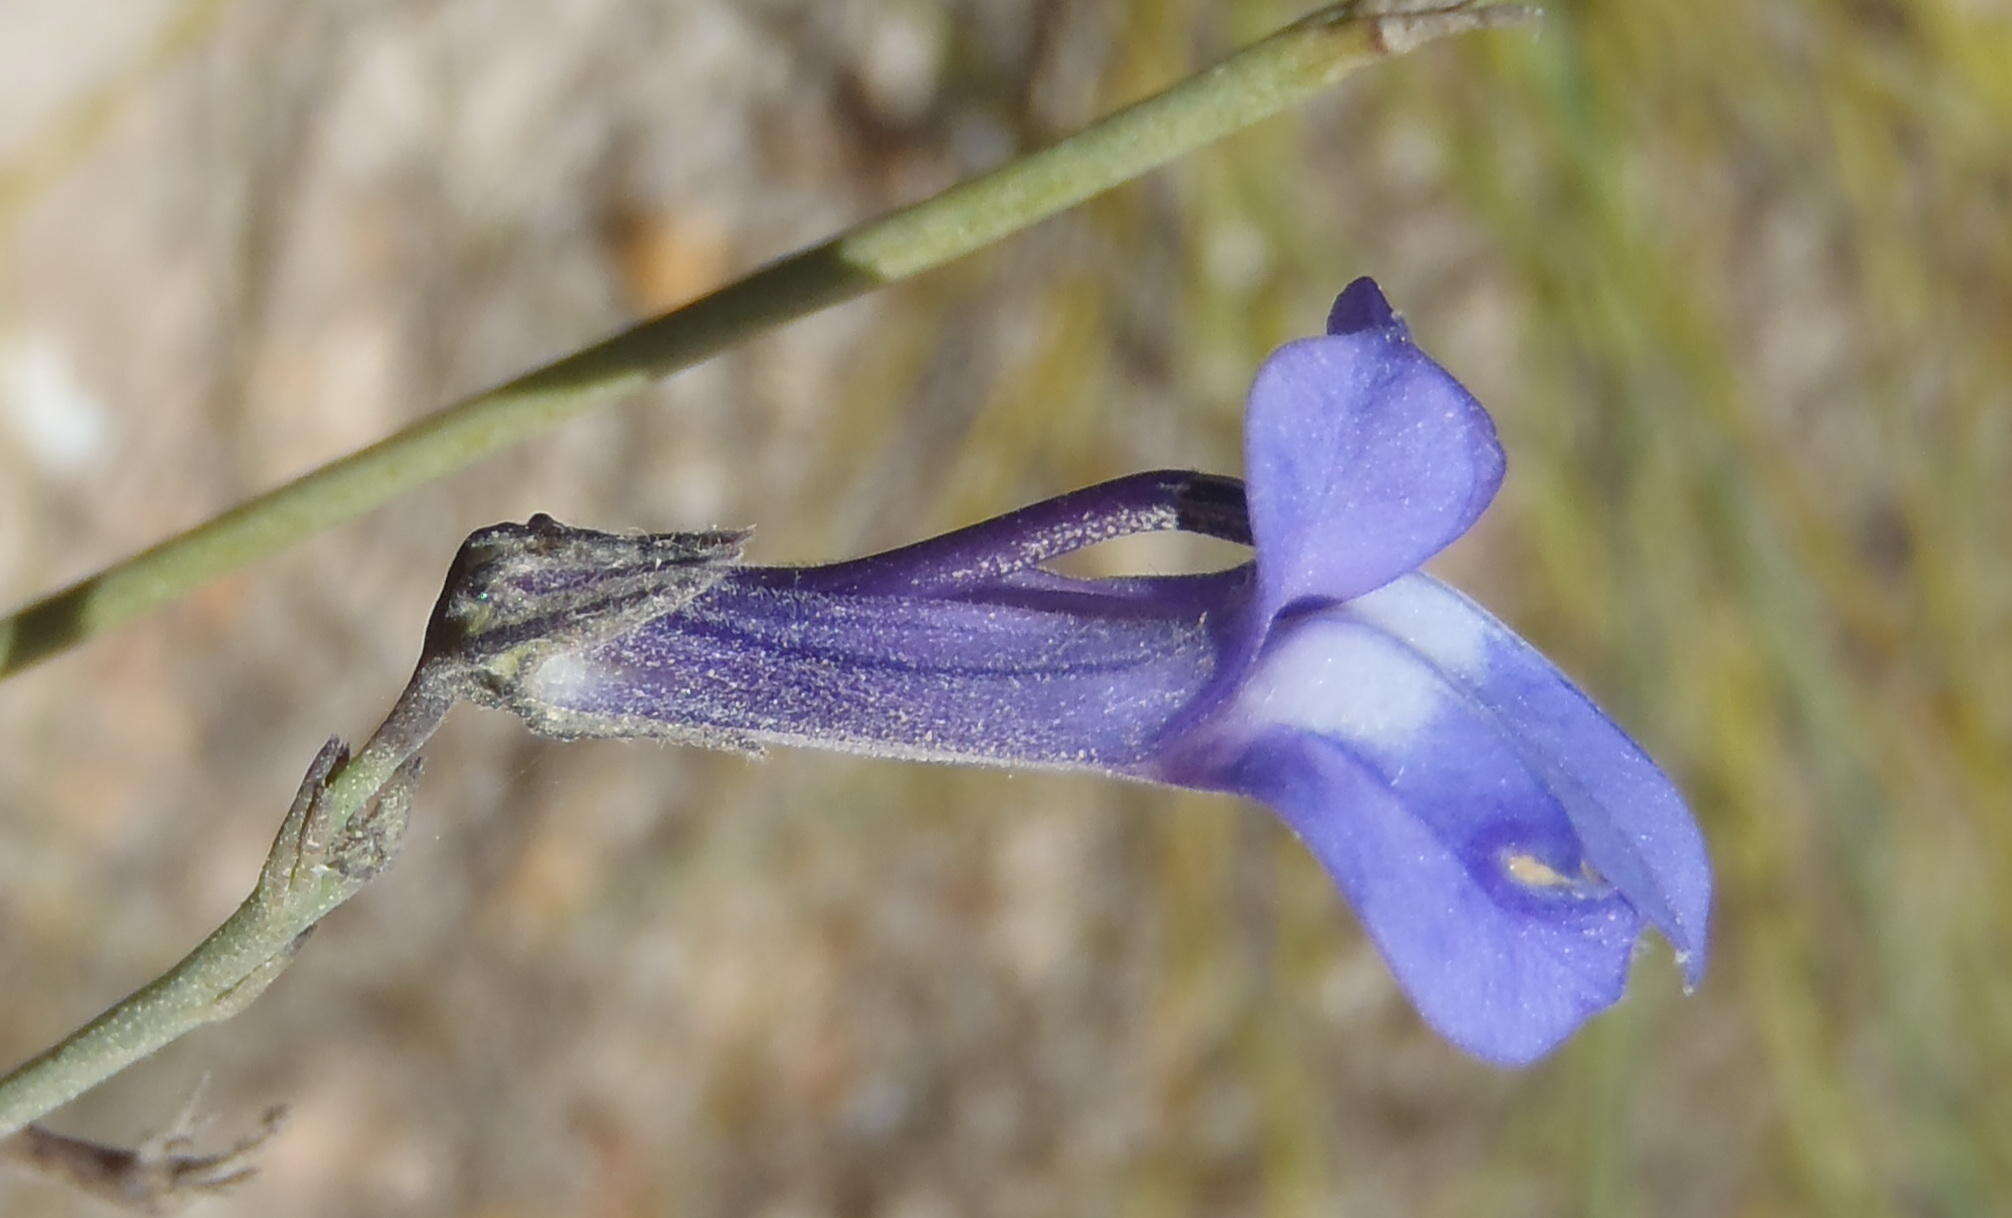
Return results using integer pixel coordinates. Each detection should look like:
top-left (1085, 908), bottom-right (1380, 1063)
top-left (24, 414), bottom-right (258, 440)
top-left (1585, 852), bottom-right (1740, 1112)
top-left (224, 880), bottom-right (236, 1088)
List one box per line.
top-left (2, 0), bottom-right (2009, 1214)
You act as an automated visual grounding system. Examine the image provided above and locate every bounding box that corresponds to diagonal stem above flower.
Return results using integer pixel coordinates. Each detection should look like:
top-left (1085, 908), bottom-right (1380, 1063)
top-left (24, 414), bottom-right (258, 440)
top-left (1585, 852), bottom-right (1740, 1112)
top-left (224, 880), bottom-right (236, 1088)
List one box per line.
top-left (426, 279), bottom-right (1712, 1066)
top-left (0, 1), bottom-right (1539, 681)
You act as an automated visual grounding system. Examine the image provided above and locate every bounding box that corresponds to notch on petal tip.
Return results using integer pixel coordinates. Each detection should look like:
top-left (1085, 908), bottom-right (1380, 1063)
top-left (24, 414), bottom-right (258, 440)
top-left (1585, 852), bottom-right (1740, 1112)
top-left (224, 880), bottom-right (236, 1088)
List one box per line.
top-left (1326, 276), bottom-right (1403, 336)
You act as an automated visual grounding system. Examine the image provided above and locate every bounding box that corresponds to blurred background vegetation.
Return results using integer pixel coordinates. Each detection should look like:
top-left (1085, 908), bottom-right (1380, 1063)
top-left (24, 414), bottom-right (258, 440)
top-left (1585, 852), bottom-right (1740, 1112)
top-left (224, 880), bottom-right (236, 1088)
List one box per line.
top-left (2, 0), bottom-right (2008, 1214)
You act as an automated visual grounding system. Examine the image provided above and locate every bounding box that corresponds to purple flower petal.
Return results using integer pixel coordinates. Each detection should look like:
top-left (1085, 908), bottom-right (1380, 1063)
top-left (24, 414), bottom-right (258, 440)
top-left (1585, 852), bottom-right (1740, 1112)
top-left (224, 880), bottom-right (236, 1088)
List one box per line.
top-left (1244, 278), bottom-right (1505, 622)
top-left (515, 570), bottom-right (1234, 769)
top-left (1200, 605), bottom-right (1653, 1063)
top-left (1226, 726), bottom-right (1639, 1065)
top-left (1344, 574), bottom-right (1711, 982)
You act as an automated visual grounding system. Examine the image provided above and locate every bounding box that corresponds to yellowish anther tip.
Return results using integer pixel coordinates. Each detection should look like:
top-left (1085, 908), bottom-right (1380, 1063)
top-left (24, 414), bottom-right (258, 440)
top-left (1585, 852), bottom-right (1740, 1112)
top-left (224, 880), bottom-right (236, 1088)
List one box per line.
top-left (1504, 851), bottom-right (1575, 889)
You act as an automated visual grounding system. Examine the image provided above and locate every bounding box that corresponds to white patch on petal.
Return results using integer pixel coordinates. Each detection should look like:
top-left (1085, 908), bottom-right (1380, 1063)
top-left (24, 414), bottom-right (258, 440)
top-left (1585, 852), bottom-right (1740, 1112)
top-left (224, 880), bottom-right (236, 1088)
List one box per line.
top-left (1241, 623), bottom-right (1442, 753)
top-left (526, 652), bottom-right (600, 705)
top-left (1346, 576), bottom-right (1493, 680)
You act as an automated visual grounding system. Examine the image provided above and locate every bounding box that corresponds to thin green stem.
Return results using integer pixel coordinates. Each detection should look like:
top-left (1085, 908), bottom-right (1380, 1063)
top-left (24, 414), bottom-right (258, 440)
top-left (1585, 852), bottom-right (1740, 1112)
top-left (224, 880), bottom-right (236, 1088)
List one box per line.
top-left (0, 664), bottom-right (450, 1139)
top-left (0, 1), bottom-right (1531, 680)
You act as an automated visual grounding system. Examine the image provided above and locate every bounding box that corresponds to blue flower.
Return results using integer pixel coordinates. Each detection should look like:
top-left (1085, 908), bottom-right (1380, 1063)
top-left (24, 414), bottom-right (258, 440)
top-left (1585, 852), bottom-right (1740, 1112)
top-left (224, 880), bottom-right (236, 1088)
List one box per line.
top-left (439, 278), bottom-right (1711, 1066)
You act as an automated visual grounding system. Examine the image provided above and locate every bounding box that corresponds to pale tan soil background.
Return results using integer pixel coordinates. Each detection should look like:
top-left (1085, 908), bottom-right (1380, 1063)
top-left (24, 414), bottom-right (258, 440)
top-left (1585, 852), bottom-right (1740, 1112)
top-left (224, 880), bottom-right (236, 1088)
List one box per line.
top-left (3, 1), bottom-right (2010, 1215)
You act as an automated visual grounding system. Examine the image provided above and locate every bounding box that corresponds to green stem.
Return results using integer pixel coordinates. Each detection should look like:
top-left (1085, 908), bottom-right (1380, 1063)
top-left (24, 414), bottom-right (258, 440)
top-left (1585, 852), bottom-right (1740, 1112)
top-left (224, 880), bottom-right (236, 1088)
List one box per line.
top-left (0, 1), bottom-right (1530, 680)
top-left (0, 667), bottom-right (450, 1139)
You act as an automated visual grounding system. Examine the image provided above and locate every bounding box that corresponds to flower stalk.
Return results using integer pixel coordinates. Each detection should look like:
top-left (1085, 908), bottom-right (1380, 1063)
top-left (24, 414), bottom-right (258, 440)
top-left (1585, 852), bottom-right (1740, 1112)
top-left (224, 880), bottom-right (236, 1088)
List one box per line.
top-left (0, 713), bottom-right (433, 1139)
